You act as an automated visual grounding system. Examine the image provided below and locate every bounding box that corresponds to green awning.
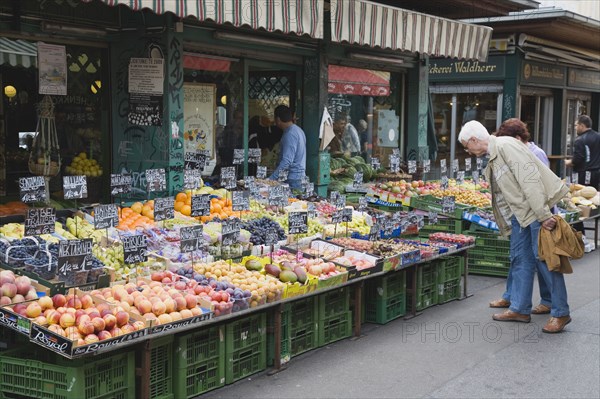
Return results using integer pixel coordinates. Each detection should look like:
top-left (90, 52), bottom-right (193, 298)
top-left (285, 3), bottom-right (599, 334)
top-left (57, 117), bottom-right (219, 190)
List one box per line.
top-left (0, 38), bottom-right (37, 68)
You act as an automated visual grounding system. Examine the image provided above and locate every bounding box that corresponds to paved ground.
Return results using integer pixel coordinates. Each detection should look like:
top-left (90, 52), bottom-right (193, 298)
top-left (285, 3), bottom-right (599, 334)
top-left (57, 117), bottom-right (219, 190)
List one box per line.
top-left (202, 241), bottom-right (600, 398)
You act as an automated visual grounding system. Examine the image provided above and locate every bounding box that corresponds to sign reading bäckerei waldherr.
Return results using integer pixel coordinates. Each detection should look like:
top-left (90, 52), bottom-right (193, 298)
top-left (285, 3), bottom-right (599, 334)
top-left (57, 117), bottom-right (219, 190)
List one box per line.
top-left (429, 56), bottom-right (505, 81)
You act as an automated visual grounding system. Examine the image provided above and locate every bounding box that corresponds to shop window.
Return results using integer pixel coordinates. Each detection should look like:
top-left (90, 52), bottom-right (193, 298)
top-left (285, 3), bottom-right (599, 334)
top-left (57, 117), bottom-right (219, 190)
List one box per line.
top-left (520, 94), bottom-right (553, 153)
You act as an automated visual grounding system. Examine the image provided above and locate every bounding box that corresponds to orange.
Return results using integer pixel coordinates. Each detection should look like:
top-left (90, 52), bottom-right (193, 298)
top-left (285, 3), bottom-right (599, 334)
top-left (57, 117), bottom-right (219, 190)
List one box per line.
top-left (211, 203), bottom-right (222, 213)
top-left (181, 205), bottom-right (191, 216)
top-left (146, 200), bottom-right (154, 210)
top-left (224, 198), bottom-right (232, 207)
top-left (175, 192), bottom-right (187, 202)
top-left (131, 202), bottom-right (143, 214)
top-left (174, 201), bottom-right (184, 212)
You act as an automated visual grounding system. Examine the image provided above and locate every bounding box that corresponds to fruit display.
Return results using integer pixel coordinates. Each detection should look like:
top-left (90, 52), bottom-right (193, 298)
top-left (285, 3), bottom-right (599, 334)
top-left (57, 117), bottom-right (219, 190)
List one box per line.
top-left (240, 217), bottom-right (286, 245)
top-left (328, 155), bottom-right (377, 193)
top-left (563, 183), bottom-right (600, 212)
top-left (428, 232), bottom-right (475, 246)
top-left (65, 152), bottom-right (103, 177)
top-left (0, 201), bottom-right (29, 217)
top-left (427, 186), bottom-right (491, 208)
top-left (330, 237), bottom-right (374, 253)
top-left (330, 253), bottom-right (375, 270)
top-left (0, 271), bottom-right (38, 304)
top-left (117, 204), bottom-right (155, 230)
top-left (65, 215), bottom-right (108, 243)
top-left (370, 240), bottom-right (420, 258)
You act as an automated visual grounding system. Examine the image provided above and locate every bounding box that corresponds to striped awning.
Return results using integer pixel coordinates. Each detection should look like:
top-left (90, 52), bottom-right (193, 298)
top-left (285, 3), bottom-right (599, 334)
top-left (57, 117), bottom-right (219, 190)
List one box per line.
top-left (330, 0), bottom-right (493, 62)
top-left (0, 38), bottom-right (37, 68)
top-left (86, 0), bottom-right (323, 39)
top-left (328, 65), bottom-right (390, 96)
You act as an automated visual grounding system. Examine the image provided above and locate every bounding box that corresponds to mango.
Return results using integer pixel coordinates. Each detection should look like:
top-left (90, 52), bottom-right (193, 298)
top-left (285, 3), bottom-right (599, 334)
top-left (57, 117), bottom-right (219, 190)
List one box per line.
top-left (279, 270), bottom-right (298, 283)
top-left (293, 266), bottom-right (307, 284)
top-left (264, 264), bottom-right (281, 278)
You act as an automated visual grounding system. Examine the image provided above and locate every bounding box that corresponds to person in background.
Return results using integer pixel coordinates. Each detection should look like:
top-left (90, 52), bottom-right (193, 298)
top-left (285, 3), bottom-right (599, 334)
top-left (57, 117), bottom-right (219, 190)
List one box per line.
top-left (340, 114), bottom-right (361, 156)
top-left (459, 120), bottom-right (572, 333)
top-left (565, 115), bottom-right (600, 190)
top-left (357, 119), bottom-right (368, 160)
top-left (490, 118), bottom-right (552, 316)
top-left (329, 114), bottom-right (346, 154)
top-left (269, 105), bottom-right (306, 190)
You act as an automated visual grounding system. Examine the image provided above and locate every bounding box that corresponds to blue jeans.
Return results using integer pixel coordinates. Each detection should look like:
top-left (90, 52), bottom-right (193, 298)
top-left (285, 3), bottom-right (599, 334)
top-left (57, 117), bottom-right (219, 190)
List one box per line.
top-left (507, 217), bottom-right (569, 317)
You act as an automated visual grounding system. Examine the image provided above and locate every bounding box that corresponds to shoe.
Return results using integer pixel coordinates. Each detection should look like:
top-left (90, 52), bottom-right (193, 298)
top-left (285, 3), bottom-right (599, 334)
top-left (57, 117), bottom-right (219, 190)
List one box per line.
top-left (531, 304), bottom-right (551, 314)
top-left (489, 298), bottom-right (511, 308)
top-left (542, 316), bottom-right (572, 333)
top-left (492, 310), bottom-right (531, 323)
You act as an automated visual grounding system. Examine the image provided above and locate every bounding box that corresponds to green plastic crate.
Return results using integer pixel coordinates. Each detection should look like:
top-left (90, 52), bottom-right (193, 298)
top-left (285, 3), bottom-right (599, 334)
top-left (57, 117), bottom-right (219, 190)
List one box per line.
top-left (267, 308), bottom-right (291, 367)
top-left (0, 346), bottom-right (135, 399)
top-left (318, 311), bottom-right (353, 346)
top-left (173, 325), bottom-right (225, 399)
top-left (468, 261), bottom-right (510, 277)
top-left (419, 216), bottom-right (467, 234)
top-left (290, 323), bottom-right (319, 356)
top-left (417, 262), bottom-right (438, 287)
top-left (365, 292), bottom-right (406, 324)
top-left (407, 263), bottom-right (439, 311)
top-left (365, 270), bottom-right (406, 299)
top-left (225, 312), bottom-right (267, 354)
top-left (436, 257), bottom-right (463, 284)
top-left (225, 341), bottom-right (267, 384)
top-left (287, 296), bottom-right (319, 356)
top-left (149, 335), bottom-right (174, 399)
top-left (438, 278), bottom-right (462, 303)
top-left (410, 195), bottom-right (474, 219)
top-left (318, 286), bottom-right (350, 319)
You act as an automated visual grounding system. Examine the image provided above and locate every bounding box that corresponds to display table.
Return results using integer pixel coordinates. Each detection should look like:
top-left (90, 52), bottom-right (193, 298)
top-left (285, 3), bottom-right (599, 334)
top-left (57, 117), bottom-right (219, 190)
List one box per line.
top-left (571, 213), bottom-right (600, 250)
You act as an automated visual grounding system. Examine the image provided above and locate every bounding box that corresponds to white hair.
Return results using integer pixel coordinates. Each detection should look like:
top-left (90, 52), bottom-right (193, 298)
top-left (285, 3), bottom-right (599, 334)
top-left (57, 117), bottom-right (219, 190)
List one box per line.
top-left (358, 119), bottom-right (367, 130)
top-left (458, 120), bottom-right (490, 143)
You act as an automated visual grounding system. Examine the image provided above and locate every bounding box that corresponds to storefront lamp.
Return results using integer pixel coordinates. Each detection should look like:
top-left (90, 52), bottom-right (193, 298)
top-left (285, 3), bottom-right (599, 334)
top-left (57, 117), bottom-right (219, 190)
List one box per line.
top-left (4, 85), bottom-right (16, 98)
top-left (221, 95), bottom-right (227, 105)
top-left (91, 80), bottom-right (101, 94)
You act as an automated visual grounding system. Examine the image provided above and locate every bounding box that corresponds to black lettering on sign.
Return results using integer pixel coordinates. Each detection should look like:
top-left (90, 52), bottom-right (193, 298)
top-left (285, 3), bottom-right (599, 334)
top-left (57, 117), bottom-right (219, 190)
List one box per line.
top-left (331, 209), bottom-right (343, 224)
top-left (191, 194), bottom-right (210, 217)
top-left (389, 154), bottom-right (400, 173)
top-left (110, 173), bottom-right (132, 196)
top-left (288, 211), bottom-right (308, 234)
top-left (154, 197), bottom-right (175, 221)
top-left (24, 207), bottom-right (56, 236)
top-left (184, 151), bottom-right (206, 170)
top-left (57, 238), bottom-right (93, 276)
top-left (63, 175), bottom-right (88, 200)
top-left (122, 234), bottom-right (148, 264)
top-left (146, 168), bottom-right (166, 192)
top-left (19, 176), bottom-right (46, 203)
top-left (180, 225), bottom-right (204, 253)
top-left (353, 172), bottom-right (363, 188)
top-left (268, 185), bottom-right (284, 206)
top-left (232, 190), bottom-right (250, 211)
top-left (94, 204), bottom-right (119, 229)
top-left (407, 160), bottom-right (417, 174)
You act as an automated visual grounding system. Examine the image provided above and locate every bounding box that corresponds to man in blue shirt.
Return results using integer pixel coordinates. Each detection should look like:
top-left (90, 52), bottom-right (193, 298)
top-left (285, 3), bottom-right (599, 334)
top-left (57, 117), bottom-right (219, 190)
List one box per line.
top-left (269, 105), bottom-right (306, 190)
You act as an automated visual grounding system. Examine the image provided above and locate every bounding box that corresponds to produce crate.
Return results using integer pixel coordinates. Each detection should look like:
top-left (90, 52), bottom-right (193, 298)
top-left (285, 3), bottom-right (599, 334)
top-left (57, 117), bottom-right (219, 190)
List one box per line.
top-left (149, 335), bottom-right (174, 399)
top-left (406, 262), bottom-right (439, 311)
top-left (318, 286), bottom-right (350, 319)
top-left (468, 254), bottom-right (510, 277)
top-left (173, 325), bottom-right (225, 399)
top-left (409, 195), bottom-right (475, 219)
top-left (318, 311), bottom-right (353, 346)
top-left (0, 346), bottom-right (135, 399)
top-left (266, 308), bottom-right (291, 367)
top-left (365, 292), bottom-right (406, 324)
top-left (288, 296), bottom-right (319, 356)
top-left (225, 312), bottom-right (267, 354)
top-left (418, 216), bottom-right (467, 235)
top-left (225, 340), bottom-right (267, 384)
top-left (436, 256), bottom-right (463, 284)
top-left (438, 278), bottom-right (462, 303)
top-left (365, 270), bottom-right (406, 299)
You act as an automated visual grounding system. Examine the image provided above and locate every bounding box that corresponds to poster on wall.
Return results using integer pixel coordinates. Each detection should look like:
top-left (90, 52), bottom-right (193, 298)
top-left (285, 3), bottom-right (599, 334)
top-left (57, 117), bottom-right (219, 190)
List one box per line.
top-left (128, 58), bottom-right (164, 126)
top-left (183, 83), bottom-right (216, 159)
top-left (38, 42), bottom-right (67, 96)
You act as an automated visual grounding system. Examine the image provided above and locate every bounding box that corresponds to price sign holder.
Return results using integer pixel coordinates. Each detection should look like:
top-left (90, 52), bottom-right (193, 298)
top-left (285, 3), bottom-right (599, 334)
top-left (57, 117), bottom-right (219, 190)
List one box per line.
top-left (220, 166), bottom-right (236, 190)
top-left (442, 196), bottom-right (456, 215)
top-left (110, 173), bottom-right (132, 221)
top-left (472, 170), bottom-right (480, 185)
top-left (221, 219), bottom-right (240, 248)
top-left (24, 207), bottom-right (56, 236)
top-left (122, 234), bottom-right (148, 265)
top-left (585, 171), bottom-right (591, 185)
top-left (440, 159), bottom-right (447, 174)
top-left (63, 175), bottom-right (87, 201)
top-left (408, 160), bottom-right (417, 174)
top-left (146, 168), bottom-right (166, 194)
top-left (256, 166), bottom-right (267, 179)
top-left (476, 157), bottom-right (483, 171)
top-left (368, 225), bottom-right (379, 241)
top-left (233, 149), bottom-right (244, 165)
top-left (288, 211), bottom-right (308, 235)
top-left (232, 190), bottom-right (250, 219)
top-left (371, 157), bottom-right (381, 171)
top-left (336, 194), bottom-right (346, 209)
top-left (452, 159), bottom-right (459, 174)
top-left (191, 194), bottom-right (210, 217)
top-left (329, 191), bottom-right (340, 205)
top-left (342, 207), bottom-right (353, 238)
top-left (423, 159), bottom-right (431, 174)
top-left (248, 148), bottom-right (261, 164)
top-left (154, 197), bottom-right (174, 223)
top-left (19, 176), bottom-right (47, 204)
top-left (180, 225), bottom-right (205, 268)
top-left (278, 169), bottom-right (289, 183)
top-left (184, 151), bottom-right (206, 171)
top-left (93, 204), bottom-right (119, 230)
top-left (57, 238), bottom-right (93, 278)
top-left (389, 154), bottom-right (400, 174)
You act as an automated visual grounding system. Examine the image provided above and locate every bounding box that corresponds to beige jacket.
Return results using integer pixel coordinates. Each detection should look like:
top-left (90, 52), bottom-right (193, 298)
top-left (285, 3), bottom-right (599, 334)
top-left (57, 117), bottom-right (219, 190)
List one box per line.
top-left (484, 136), bottom-right (569, 236)
top-left (538, 216), bottom-right (584, 273)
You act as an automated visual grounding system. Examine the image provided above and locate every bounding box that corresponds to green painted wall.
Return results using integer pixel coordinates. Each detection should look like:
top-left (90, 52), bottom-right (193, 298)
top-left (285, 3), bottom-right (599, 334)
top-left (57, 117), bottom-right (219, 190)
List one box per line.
top-left (406, 59), bottom-right (429, 161)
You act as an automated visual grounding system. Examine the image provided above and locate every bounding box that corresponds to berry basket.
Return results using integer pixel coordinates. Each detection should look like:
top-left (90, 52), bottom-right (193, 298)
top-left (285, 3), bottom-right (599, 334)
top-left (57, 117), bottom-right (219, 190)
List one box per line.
top-left (23, 250), bottom-right (56, 280)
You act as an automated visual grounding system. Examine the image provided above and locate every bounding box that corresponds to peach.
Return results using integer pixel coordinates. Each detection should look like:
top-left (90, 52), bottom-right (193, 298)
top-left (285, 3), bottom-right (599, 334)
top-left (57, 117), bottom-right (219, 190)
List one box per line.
top-left (34, 315), bottom-right (47, 325)
top-left (120, 324), bottom-right (135, 334)
top-left (25, 302), bottom-right (42, 318)
top-left (78, 321), bottom-right (95, 336)
top-left (12, 294), bottom-right (25, 304)
top-left (142, 313), bottom-right (157, 323)
top-left (80, 294), bottom-right (94, 309)
top-left (84, 334), bottom-right (99, 344)
top-left (44, 309), bottom-right (54, 318)
top-left (169, 311), bottom-right (182, 321)
top-left (115, 311), bottom-right (129, 327)
top-left (38, 296), bottom-right (53, 311)
top-left (190, 307), bottom-right (202, 316)
top-left (174, 296), bottom-right (187, 311)
top-left (129, 308), bottom-right (141, 315)
top-left (0, 296), bottom-right (12, 305)
top-left (48, 324), bottom-right (65, 336)
top-left (184, 294), bottom-right (197, 310)
top-left (132, 320), bottom-right (146, 331)
top-left (77, 338), bottom-right (86, 346)
top-left (137, 299), bottom-right (152, 314)
top-left (65, 326), bottom-right (80, 337)
top-left (179, 309), bottom-right (193, 319)
top-left (157, 313), bottom-right (173, 325)
top-left (60, 313), bottom-right (75, 328)
top-left (76, 314), bottom-right (91, 326)
top-left (66, 297), bottom-right (82, 309)
top-left (46, 310), bottom-right (61, 325)
top-left (119, 302), bottom-right (131, 312)
top-left (163, 298), bottom-right (175, 314)
top-left (103, 314), bottom-right (117, 330)
top-left (97, 330), bottom-right (112, 341)
top-left (100, 309), bottom-right (113, 318)
top-left (67, 331), bottom-right (82, 341)
top-left (91, 317), bottom-right (105, 333)
top-left (152, 301), bottom-right (166, 316)
top-left (110, 327), bottom-right (123, 337)
top-left (88, 310), bottom-right (101, 319)
top-left (12, 303), bottom-right (26, 315)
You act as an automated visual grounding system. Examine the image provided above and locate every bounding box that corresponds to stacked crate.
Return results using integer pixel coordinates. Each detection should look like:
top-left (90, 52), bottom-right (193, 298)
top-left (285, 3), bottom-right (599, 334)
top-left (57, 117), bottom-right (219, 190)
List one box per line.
top-left (406, 262), bottom-right (439, 311)
top-left (468, 228), bottom-right (510, 277)
top-left (225, 313), bottom-right (267, 384)
top-left (148, 335), bottom-right (174, 399)
top-left (364, 270), bottom-right (407, 324)
top-left (436, 257), bottom-right (463, 303)
top-left (317, 287), bottom-right (352, 346)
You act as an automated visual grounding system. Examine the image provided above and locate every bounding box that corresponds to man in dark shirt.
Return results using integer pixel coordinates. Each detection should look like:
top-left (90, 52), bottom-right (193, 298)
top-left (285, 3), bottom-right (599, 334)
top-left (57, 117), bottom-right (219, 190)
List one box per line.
top-left (566, 115), bottom-right (600, 189)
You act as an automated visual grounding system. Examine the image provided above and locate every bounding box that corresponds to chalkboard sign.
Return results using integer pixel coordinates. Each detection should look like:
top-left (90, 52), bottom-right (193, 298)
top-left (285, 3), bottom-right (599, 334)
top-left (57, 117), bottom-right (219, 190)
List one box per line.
top-left (268, 185), bottom-right (284, 206)
top-left (63, 175), bottom-right (88, 200)
top-left (288, 211), bottom-right (308, 234)
top-left (184, 151), bottom-right (206, 170)
top-left (565, 176), bottom-right (571, 185)
top-left (585, 171), bottom-right (592, 185)
top-left (110, 173), bottom-right (132, 196)
top-left (24, 207), bottom-right (56, 236)
top-left (335, 194), bottom-right (346, 209)
top-left (221, 219), bottom-right (240, 246)
top-left (248, 148), bottom-right (261, 164)
top-left (370, 157), bottom-right (380, 170)
top-left (57, 238), bottom-right (93, 276)
top-left (146, 168), bottom-right (166, 192)
top-left (303, 182), bottom-right (315, 197)
top-left (423, 159), bottom-right (431, 173)
top-left (416, 215), bottom-right (425, 229)
top-left (392, 148), bottom-right (400, 156)
top-left (331, 209), bottom-right (343, 224)
top-left (451, 159), bottom-right (459, 173)
top-left (191, 194), bottom-right (210, 217)
top-left (476, 157), bottom-right (483, 170)
top-left (122, 234), bottom-right (148, 264)
top-left (465, 158), bottom-right (472, 171)
top-left (232, 190), bottom-right (250, 211)
top-left (184, 169), bottom-right (202, 190)
top-left (244, 176), bottom-right (255, 190)
top-left (382, 217), bottom-right (395, 236)
top-left (180, 225), bottom-right (204, 253)
top-left (472, 170), bottom-right (480, 185)
top-left (154, 197), bottom-right (174, 222)
top-left (442, 196), bottom-right (456, 214)
top-left (265, 230), bottom-right (279, 246)
top-left (572, 172), bottom-right (578, 185)
top-left (233, 149), bottom-right (244, 165)
top-left (342, 207), bottom-right (353, 223)
top-left (440, 159), bottom-right (447, 174)
top-left (19, 176), bottom-right (46, 203)
top-left (368, 225), bottom-right (379, 241)
top-left (278, 169), bottom-right (289, 182)
top-left (457, 171), bottom-right (465, 185)
top-left (353, 172), bottom-right (364, 188)
top-left (220, 166), bottom-right (236, 189)
top-left (441, 175), bottom-right (449, 190)
top-left (408, 160), bottom-right (417, 174)
top-left (256, 166), bottom-right (267, 179)
top-left (389, 154), bottom-right (400, 173)
top-left (358, 197), bottom-right (368, 212)
top-left (94, 204), bottom-right (119, 229)
top-left (329, 191), bottom-right (339, 204)
top-left (428, 211), bottom-right (438, 225)
top-left (307, 202), bottom-right (317, 218)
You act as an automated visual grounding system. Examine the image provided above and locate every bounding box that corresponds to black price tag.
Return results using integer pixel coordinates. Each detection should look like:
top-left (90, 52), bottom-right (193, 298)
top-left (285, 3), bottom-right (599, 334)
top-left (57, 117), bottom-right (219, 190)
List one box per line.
top-left (465, 158), bottom-right (472, 171)
top-left (265, 230), bottom-right (279, 246)
top-left (368, 225), bottom-right (379, 241)
top-left (184, 169), bottom-right (202, 190)
top-left (232, 190), bottom-right (250, 211)
top-left (585, 171), bottom-right (591, 185)
top-left (110, 173), bottom-right (132, 196)
top-left (57, 238), bottom-right (93, 276)
top-left (389, 154), bottom-right (400, 173)
top-left (457, 171), bottom-right (465, 185)
top-left (256, 166), bottom-right (267, 179)
top-left (330, 191), bottom-right (340, 204)
top-left (308, 202), bottom-right (317, 218)
top-left (472, 170), bottom-right (480, 185)
top-left (358, 197), bottom-right (368, 212)
top-left (146, 168), bottom-right (166, 192)
top-left (122, 234), bottom-right (148, 264)
top-left (222, 219), bottom-right (240, 246)
top-left (370, 157), bottom-right (381, 170)
top-left (392, 148), bottom-right (400, 156)
top-left (441, 175), bottom-right (449, 190)
top-left (331, 209), bottom-right (344, 224)
top-left (335, 194), bottom-right (346, 209)
top-left (278, 169), bottom-right (289, 182)
top-left (248, 148), bottom-right (261, 164)
top-left (191, 194), bottom-right (210, 217)
top-left (233, 149), bottom-right (244, 165)
top-left (268, 185), bottom-right (284, 206)
top-left (383, 218), bottom-right (395, 236)
top-left (19, 176), bottom-right (46, 203)
top-left (416, 215), bottom-right (425, 229)
top-left (342, 207), bottom-right (353, 223)
top-left (154, 197), bottom-right (174, 221)
top-left (180, 225), bottom-right (204, 253)
top-left (440, 159), bottom-right (447, 174)
top-left (184, 151), bottom-right (206, 170)
top-left (24, 207), bottom-right (56, 236)
top-left (220, 166), bottom-right (236, 189)
top-left (476, 157), bottom-right (483, 170)
top-left (428, 211), bottom-right (438, 225)
top-left (572, 172), bottom-right (579, 184)
top-left (288, 211), bottom-right (308, 234)
top-left (423, 159), bottom-right (431, 173)
top-left (303, 182), bottom-right (315, 197)
top-left (353, 172), bottom-right (364, 188)
top-left (63, 175), bottom-right (88, 200)
top-left (244, 176), bottom-right (255, 190)
top-left (442, 196), bottom-right (456, 214)
top-left (408, 160), bottom-right (417, 174)
top-left (94, 204), bottom-right (119, 229)
top-left (452, 159), bottom-right (459, 173)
